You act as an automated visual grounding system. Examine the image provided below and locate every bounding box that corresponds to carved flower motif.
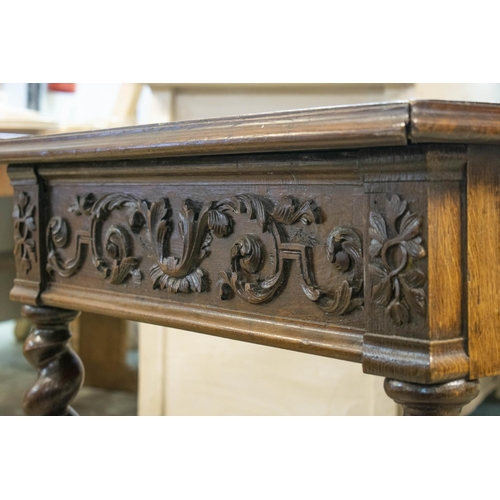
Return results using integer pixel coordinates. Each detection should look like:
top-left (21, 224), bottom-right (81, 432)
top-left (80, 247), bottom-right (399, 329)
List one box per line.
top-left (368, 195), bottom-right (426, 326)
top-left (13, 192), bottom-right (37, 275)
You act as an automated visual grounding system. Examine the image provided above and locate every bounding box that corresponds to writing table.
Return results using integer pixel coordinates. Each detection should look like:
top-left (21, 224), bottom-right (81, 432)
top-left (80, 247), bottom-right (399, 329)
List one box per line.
top-left (2, 100), bottom-right (500, 416)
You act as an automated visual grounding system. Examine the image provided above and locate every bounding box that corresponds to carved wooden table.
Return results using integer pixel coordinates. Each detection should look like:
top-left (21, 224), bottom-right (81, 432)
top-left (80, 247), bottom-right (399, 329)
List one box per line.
top-left (3, 100), bottom-right (500, 416)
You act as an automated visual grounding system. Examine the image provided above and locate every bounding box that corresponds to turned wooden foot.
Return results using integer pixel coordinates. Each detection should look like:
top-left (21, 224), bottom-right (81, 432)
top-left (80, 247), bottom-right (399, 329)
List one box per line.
top-left (22, 305), bottom-right (84, 416)
top-left (384, 378), bottom-right (480, 416)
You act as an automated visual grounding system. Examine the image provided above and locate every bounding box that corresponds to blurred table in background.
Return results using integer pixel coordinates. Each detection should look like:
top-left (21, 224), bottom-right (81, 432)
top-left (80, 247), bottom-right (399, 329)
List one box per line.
top-left (0, 102), bottom-right (54, 323)
top-left (0, 95), bottom-right (137, 395)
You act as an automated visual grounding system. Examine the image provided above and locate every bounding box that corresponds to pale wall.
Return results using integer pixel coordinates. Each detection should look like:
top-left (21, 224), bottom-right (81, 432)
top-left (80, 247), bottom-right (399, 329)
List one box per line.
top-left (138, 83), bottom-right (500, 416)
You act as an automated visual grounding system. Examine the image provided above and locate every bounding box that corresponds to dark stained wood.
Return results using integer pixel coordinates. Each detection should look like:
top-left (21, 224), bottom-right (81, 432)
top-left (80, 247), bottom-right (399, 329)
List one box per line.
top-left (3, 100), bottom-right (500, 165)
top-left (0, 102), bottom-right (409, 163)
top-left (384, 378), bottom-right (479, 416)
top-left (10, 151), bottom-right (366, 363)
top-left (410, 100), bottom-right (500, 145)
top-left (9, 166), bottom-right (43, 305)
top-left (7, 100), bottom-right (500, 415)
top-left (467, 145), bottom-right (500, 379)
top-left (360, 147), bottom-right (468, 384)
top-left (22, 305), bottom-right (83, 416)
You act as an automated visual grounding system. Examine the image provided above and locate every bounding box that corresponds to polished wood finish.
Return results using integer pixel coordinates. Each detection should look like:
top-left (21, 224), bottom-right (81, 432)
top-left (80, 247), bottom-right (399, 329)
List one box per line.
top-left (0, 102), bottom-right (409, 162)
top-left (409, 100), bottom-right (500, 144)
top-left (4, 99), bottom-right (500, 415)
top-left (384, 378), bottom-right (480, 416)
top-left (4, 100), bottom-right (500, 164)
top-left (467, 145), bottom-right (500, 379)
top-left (22, 305), bottom-right (83, 416)
top-left (360, 147), bottom-right (468, 384)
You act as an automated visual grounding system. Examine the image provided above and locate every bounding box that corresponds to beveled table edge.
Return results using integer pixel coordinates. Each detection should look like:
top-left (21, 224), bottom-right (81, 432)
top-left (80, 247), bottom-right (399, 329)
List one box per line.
top-left (2, 100), bottom-right (500, 163)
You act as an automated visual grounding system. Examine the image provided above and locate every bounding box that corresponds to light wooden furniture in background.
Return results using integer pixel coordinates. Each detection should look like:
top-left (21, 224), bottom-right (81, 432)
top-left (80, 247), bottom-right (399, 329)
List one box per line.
top-left (138, 83), bottom-right (500, 416)
top-left (3, 100), bottom-right (500, 415)
top-left (0, 90), bottom-right (137, 395)
top-left (0, 100), bottom-right (54, 323)
top-left (139, 83), bottom-right (412, 416)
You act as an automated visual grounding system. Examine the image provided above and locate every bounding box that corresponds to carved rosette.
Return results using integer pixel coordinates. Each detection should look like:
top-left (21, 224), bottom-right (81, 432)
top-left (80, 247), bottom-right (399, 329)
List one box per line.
top-left (46, 192), bottom-right (364, 316)
top-left (368, 195), bottom-right (426, 326)
top-left (13, 191), bottom-right (37, 274)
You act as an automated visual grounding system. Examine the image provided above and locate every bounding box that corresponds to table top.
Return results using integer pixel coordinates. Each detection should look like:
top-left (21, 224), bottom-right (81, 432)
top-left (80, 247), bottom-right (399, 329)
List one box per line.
top-left (6, 98), bottom-right (500, 389)
top-left (2, 100), bottom-right (500, 163)
top-left (6, 98), bottom-right (500, 416)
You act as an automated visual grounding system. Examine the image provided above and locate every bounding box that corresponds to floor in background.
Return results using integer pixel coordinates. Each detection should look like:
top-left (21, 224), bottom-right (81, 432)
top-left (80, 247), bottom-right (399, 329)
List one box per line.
top-left (2, 319), bottom-right (500, 416)
top-left (469, 392), bottom-right (500, 416)
top-left (0, 320), bottom-right (137, 416)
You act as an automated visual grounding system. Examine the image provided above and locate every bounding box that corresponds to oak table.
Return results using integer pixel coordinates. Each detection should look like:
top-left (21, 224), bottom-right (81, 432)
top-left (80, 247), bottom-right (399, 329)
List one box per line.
top-left (2, 100), bottom-right (499, 416)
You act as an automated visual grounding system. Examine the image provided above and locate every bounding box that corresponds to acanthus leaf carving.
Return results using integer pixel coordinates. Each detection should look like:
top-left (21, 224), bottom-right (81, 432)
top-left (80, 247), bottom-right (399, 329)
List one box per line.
top-left (143, 197), bottom-right (232, 293)
top-left (46, 191), bottom-right (364, 316)
top-left (48, 193), bottom-right (142, 284)
top-left (271, 196), bottom-right (321, 225)
top-left (306, 226), bottom-right (364, 315)
top-left (217, 195), bottom-right (363, 315)
top-left (368, 194), bottom-right (426, 326)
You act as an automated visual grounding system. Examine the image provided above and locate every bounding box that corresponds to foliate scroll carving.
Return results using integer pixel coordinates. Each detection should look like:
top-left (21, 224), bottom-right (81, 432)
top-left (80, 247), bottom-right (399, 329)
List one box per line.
top-left (368, 195), bottom-right (426, 326)
top-left (143, 198), bottom-right (232, 293)
top-left (307, 226), bottom-right (364, 314)
top-left (13, 191), bottom-right (37, 274)
top-left (218, 196), bottom-right (364, 315)
top-left (46, 192), bottom-right (364, 316)
top-left (47, 194), bottom-right (142, 284)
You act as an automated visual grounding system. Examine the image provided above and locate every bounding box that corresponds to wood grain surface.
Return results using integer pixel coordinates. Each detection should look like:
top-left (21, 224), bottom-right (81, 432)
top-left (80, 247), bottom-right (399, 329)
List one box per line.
top-left (22, 305), bottom-right (83, 416)
top-left (7, 102), bottom-right (500, 414)
top-left (10, 151), bottom-right (367, 363)
top-left (361, 147), bottom-right (469, 384)
top-left (467, 145), bottom-right (500, 378)
top-left (384, 378), bottom-right (479, 416)
top-left (3, 100), bottom-right (500, 164)
top-left (0, 102), bottom-right (409, 163)
top-left (410, 100), bottom-right (500, 144)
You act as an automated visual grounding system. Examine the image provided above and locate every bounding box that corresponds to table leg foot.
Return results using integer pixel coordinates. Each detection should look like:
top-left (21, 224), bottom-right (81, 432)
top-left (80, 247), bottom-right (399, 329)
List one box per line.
top-left (384, 378), bottom-right (480, 416)
top-left (21, 305), bottom-right (84, 416)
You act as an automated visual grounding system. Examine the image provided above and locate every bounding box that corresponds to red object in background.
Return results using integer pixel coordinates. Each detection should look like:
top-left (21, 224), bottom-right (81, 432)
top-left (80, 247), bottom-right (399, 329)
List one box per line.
top-left (48, 83), bottom-right (76, 92)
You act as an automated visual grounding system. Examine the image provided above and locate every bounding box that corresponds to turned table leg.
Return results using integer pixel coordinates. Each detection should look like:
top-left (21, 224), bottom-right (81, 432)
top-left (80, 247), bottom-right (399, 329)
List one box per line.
top-left (384, 378), bottom-right (480, 416)
top-left (22, 305), bottom-right (84, 416)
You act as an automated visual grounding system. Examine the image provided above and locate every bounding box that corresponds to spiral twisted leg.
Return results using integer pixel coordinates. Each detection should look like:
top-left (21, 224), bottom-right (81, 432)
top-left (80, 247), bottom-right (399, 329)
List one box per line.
top-left (22, 305), bottom-right (84, 416)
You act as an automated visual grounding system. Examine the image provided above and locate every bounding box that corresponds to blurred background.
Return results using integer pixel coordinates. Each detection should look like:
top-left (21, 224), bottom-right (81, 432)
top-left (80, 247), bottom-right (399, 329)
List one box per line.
top-left (1, 82), bottom-right (500, 416)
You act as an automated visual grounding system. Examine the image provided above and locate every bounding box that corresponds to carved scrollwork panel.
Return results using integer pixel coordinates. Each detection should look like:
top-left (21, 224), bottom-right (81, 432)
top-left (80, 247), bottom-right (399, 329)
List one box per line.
top-left (216, 196), bottom-right (364, 315)
top-left (46, 190), bottom-right (365, 316)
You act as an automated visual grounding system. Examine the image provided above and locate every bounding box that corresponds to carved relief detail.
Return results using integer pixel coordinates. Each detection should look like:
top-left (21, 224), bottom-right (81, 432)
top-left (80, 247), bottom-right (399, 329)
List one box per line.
top-left (368, 195), bottom-right (426, 326)
top-left (218, 196), bottom-right (364, 314)
top-left (46, 192), bottom-right (364, 315)
top-left (47, 194), bottom-right (142, 284)
top-left (143, 197), bottom-right (232, 293)
top-left (13, 191), bottom-right (37, 274)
